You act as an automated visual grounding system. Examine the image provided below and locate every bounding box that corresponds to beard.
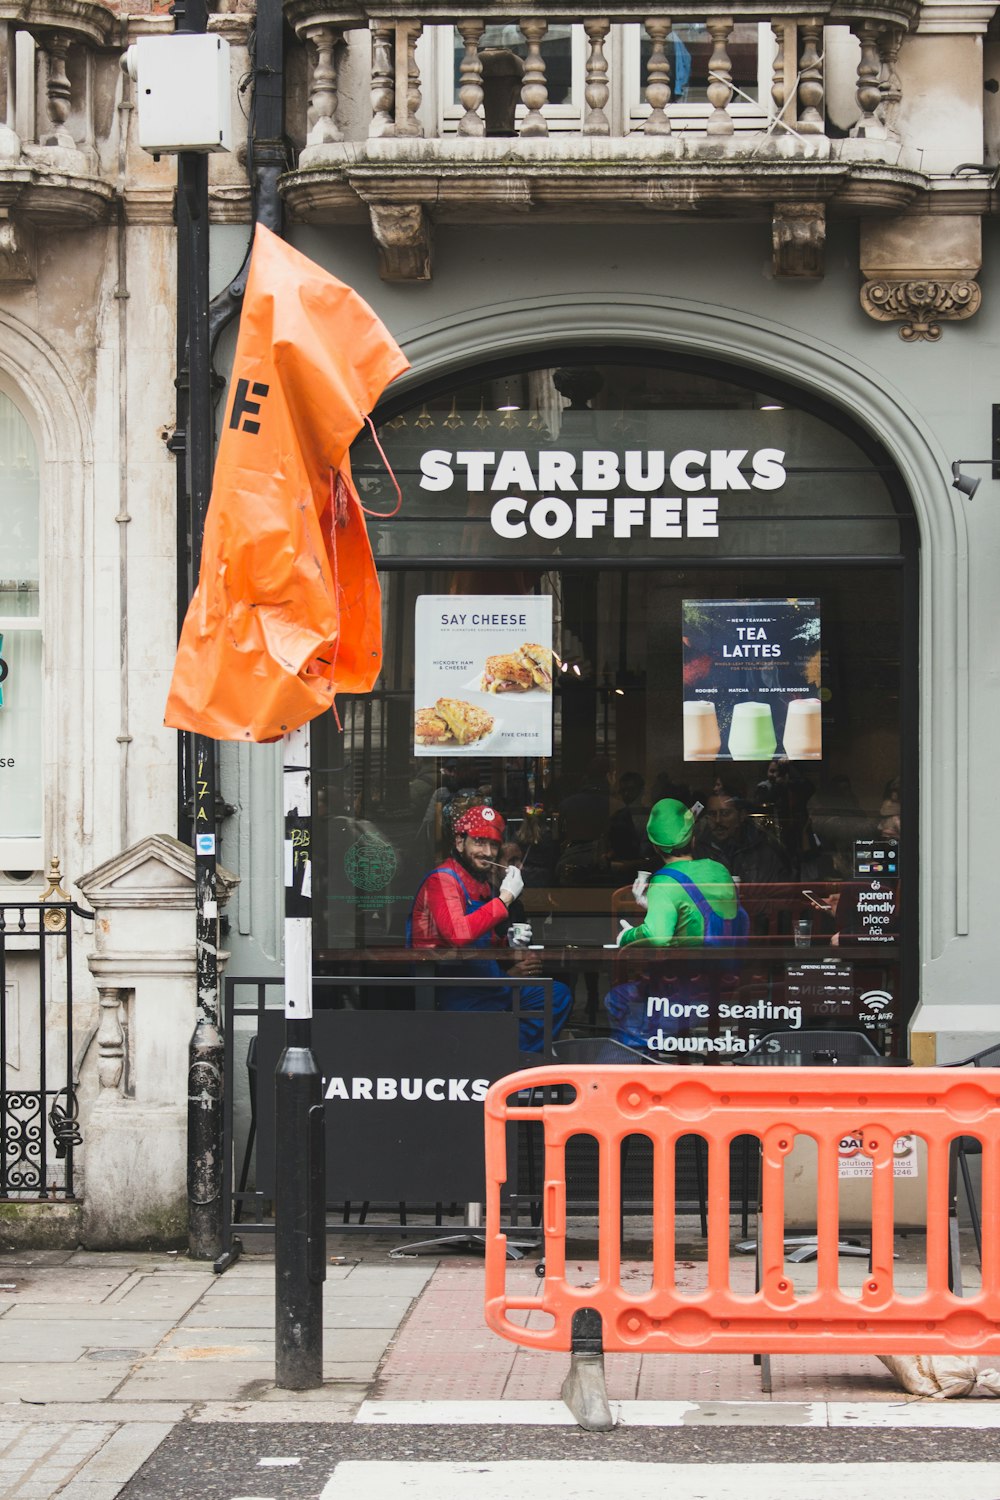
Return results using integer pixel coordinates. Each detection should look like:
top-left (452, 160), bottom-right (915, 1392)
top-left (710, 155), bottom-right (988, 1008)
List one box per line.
top-left (455, 844), bottom-right (492, 882)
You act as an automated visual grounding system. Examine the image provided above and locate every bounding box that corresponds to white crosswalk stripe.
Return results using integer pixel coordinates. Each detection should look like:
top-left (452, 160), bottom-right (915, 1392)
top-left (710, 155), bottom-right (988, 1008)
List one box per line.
top-left (320, 1461), bottom-right (1000, 1500)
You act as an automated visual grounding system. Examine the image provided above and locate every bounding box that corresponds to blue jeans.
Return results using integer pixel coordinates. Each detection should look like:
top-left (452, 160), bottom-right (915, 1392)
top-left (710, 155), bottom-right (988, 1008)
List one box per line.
top-left (438, 979), bottom-right (573, 1053)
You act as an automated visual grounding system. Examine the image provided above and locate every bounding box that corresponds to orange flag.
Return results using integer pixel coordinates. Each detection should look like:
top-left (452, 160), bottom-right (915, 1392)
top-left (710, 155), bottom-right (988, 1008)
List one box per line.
top-left (164, 224), bottom-right (409, 741)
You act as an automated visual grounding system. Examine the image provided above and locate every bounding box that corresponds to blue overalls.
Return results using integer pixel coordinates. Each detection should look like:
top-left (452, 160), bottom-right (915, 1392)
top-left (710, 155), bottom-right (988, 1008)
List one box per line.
top-left (408, 866), bottom-right (573, 1054)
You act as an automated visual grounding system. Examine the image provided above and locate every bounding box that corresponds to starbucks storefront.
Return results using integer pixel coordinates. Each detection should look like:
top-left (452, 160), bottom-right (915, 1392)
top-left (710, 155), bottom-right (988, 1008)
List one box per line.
top-left (308, 349), bottom-right (916, 1067)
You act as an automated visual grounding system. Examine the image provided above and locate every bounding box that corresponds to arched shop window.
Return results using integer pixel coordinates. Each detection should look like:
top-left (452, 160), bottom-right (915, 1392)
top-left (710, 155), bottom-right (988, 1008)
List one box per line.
top-left (315, 353), bottom-right (915, 1058)
top-left (0, 388), bottom-right (42, 865)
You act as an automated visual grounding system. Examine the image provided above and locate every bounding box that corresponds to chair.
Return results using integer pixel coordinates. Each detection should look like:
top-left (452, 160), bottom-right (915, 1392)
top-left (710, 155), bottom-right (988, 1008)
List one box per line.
top-left (943, 1040), bottom-right (1000, 1264)
top-left (736, 1027), bottom-right (886, 1068)
top-left (610, 885), bottom-right (643, 940)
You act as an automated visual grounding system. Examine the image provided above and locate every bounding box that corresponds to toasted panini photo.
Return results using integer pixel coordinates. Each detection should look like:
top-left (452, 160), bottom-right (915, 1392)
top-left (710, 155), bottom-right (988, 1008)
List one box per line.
top-left (414, 707), bottom-right (453, 745)
top-left (435, 697), bottom-right (495, 745)
top-left (482, 652), bottom-right (534, 694)
top-left (518, 642), bottom-right (553, 691)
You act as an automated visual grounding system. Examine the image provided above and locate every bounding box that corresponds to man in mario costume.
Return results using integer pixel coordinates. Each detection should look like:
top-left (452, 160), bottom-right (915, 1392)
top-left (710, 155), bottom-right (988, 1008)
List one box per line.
top-left (408, 804), bottom-right (572, 1052)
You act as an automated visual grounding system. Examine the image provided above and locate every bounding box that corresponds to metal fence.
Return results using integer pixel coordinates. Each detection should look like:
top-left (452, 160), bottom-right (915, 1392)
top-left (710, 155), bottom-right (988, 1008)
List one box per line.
top-left (1, 900), bottom-right (94, 1200)
top-left (222, 972), bottom-right (556, 1249)
top-left (221, 973), bottom-right (720, 1253)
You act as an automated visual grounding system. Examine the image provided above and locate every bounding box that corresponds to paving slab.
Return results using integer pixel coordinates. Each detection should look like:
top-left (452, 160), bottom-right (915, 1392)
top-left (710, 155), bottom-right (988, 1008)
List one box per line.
top-left (0, 1251), bottom-right (75, 1266)
top-left (46, 1481), bottom-right (124, 1500)
top-left (160, 1326), bottom-right (391, 1360)
top-left (110, 1280), bottom-right (213, 1321)
top-left (0, 1270), bottom-right (136, 1304)
top-left (333, 1268), bottom-right (436, 1296)
top-left (111, 1362), bottom-right (279, 1401)
top-left (4, 1304), bottom-right (180, 1324)
top-left (0, 1402), bottom-right (188, 1423)
top-left (0, 1365), bottom-right (131, 1402)
top-left (0, 1321), bottom-right (173, 1361)
top-left (73, 1421), bottom-right (172, 1481)
top-left (178, 1295), bottom-right (413, 1329)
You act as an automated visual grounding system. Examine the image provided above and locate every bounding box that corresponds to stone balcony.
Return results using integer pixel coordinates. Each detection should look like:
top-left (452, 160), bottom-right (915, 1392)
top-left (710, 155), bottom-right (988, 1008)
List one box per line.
top-left (0, 0), bottom-right (118, 280)
top-left (276, 2), bottom-right (974, 282)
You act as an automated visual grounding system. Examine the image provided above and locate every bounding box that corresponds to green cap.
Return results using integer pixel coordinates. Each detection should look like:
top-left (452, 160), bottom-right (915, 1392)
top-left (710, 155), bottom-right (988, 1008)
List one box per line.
top-left (646, 798), bottom-right (695, 853)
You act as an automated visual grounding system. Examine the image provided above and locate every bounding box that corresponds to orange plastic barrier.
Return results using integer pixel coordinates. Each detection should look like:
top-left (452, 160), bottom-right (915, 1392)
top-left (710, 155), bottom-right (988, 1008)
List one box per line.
top-left (484, 1065), bottom-right (1000, 1355)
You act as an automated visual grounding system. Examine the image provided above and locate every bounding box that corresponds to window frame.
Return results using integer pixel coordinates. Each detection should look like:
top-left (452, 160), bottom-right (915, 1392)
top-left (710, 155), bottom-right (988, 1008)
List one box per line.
top-left (0, 380), bottom-right (44, 872)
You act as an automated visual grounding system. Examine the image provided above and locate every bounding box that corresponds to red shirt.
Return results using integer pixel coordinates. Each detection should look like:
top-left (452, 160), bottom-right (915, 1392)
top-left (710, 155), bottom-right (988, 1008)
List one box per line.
top-left (409, 857), bottom-right (507, 949)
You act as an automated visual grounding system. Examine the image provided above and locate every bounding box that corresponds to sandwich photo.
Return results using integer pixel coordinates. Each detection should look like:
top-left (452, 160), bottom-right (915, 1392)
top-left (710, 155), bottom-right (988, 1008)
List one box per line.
top-left (482, 652), bottom-right (535, 694)
top-left (518, 642), bottom-right (552, 692)
top-left (434, 697), bottom-right (495, 746)
top-left (414, 706), bottom-right (454, 746)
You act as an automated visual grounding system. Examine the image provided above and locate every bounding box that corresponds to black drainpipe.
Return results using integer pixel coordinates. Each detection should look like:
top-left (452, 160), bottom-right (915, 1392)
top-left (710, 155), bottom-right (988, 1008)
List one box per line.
top-left (171, 0), bottom-right (287, 1262)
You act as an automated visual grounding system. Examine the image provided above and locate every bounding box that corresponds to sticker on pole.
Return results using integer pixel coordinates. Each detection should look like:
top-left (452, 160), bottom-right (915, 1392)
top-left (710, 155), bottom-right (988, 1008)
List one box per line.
top-left (196, 833), bottom-right (216, 856)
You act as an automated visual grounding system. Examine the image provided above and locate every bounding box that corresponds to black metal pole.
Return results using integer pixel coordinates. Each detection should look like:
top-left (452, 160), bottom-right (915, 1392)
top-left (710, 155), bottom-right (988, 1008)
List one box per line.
top-left (275, 723), bottom-right (325, 1388)
top-left (174, 0), bottom-right (224, 1263)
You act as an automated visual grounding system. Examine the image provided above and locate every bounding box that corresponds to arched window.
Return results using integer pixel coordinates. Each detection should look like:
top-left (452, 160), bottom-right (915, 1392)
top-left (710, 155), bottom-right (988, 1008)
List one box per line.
top-left (0, 388), bottom-right (42, 859)
top-left (315, 351), bottom-right (915, 1055)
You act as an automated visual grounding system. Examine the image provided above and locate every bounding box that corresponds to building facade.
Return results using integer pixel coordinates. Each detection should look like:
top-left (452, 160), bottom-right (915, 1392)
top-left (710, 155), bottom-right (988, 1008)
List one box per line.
top-left (2, 0), bottom-right (999, 1241)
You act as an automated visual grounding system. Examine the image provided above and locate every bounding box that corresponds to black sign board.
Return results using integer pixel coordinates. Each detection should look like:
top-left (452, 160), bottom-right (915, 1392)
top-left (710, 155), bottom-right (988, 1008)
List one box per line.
top-left (255, 1010), bottom-right (522, 1202)
top-left (785, 960), bottom-right (854, 1018)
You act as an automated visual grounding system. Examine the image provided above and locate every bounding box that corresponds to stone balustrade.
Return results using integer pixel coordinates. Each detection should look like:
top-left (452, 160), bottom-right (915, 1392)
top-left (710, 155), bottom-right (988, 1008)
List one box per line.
top-left (288, 12), bottom-right (910, 151)
top-left (280, 7), bottom-right (934, 282)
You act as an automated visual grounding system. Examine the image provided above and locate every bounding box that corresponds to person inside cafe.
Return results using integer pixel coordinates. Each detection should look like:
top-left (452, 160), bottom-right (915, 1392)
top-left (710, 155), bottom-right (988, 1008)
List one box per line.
top-left (617, 798), bottom-right (741, 948)
top-left (692, 782), bottom-right (793, 885)
top-left (606, 798), bottom-right (741, 1047)
top-left (408, 804), bottom-right (573, 1052)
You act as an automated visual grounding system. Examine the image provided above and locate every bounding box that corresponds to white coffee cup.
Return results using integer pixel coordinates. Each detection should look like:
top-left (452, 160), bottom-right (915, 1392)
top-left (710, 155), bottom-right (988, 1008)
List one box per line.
top-left (508, 922), bottom-right (532, 948)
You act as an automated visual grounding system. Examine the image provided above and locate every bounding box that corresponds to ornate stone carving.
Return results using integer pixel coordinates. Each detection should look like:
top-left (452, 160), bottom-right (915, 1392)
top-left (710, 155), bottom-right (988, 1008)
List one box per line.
top-left (370, 24), bottom-right (395, 137)
top-left (368, 203), bottom-right (431, 282)
top-left (40, 854), bottom-right (70, 928)
top-left (705, 17), bottom-right (734, 136)
top-left (851, 20), bottom-right (887, 138)
top-left (96, 987), bottom-right (127, 1093)
top-left (582, 19), bottom-right (611, 137)
top-left (643, 18), bottom-right (672, 135)
top-left (860, 278), bottom-right (982, 341)
top-left (303, 23), bottom-right (343, 146)
top-left (518, 18), bottom-right (549, 137)
top-left (456, 19), bottom-right (485, 137)
top-left (41, 33), bottom-right (76, 149)
top-left (398, 22), bottom-right (424, 139)
top-left (772, 201), bottom-right (825, 278)
top-left (796, 18), bottom-right (824, 135)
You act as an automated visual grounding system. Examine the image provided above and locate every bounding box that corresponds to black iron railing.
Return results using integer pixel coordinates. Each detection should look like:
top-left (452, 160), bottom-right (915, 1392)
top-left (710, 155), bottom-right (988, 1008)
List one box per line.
top-left (1, 900), bottom-right (94, 1200)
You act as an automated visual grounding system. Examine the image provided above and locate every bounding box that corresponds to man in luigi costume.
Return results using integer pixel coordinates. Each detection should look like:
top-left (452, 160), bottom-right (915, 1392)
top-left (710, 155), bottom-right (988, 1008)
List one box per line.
top-left (618, 798), bottom-right (739, 947)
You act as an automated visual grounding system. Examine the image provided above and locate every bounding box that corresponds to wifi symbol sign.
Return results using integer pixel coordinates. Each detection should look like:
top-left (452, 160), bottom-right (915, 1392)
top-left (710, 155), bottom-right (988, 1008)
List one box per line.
top-left (861, 990), bottom-right (892, 1013)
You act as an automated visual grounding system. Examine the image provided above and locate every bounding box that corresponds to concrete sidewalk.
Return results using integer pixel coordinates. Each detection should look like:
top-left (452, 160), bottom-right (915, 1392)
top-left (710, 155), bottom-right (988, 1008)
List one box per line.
top-left (0, 1228), bottom-right (991, 1498)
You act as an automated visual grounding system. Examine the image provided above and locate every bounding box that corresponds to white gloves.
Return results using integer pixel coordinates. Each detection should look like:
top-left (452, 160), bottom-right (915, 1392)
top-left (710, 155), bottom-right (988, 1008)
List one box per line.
top-left (499, 865), bottom-right (524, 903)
top-left (632, 871), bottom-right (650, 911)
top-left (616, 919), bottom-right (634, 947)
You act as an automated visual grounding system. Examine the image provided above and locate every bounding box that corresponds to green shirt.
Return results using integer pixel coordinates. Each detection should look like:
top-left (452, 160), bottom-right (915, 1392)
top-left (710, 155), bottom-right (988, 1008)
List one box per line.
top-left (619, 857), bottom-right (737, 947)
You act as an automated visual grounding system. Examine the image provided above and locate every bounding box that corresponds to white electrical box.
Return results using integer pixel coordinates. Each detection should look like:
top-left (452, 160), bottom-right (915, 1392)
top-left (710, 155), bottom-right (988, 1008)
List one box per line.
top-left (123, 35), bottom-right (232, 154)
